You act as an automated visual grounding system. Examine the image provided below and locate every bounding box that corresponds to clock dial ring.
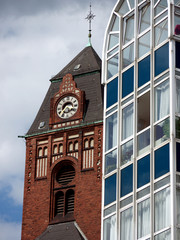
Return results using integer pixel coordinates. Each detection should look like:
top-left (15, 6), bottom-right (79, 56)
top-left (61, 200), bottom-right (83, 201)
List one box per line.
top-left (57, 96), bottom-right (79, 119)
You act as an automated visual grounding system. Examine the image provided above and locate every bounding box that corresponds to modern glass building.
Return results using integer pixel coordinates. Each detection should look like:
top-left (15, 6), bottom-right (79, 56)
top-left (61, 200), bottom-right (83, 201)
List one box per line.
top-left (102, 0), bottom-right (180, 239)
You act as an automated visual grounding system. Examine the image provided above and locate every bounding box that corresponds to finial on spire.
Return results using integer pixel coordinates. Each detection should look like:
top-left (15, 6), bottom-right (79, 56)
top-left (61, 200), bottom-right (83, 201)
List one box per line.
top-left (85, 3), bottom-right (95, 46)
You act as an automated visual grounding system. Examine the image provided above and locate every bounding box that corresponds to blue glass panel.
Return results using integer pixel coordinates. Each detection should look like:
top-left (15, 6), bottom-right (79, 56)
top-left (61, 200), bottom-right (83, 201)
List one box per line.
top-left (155, 43), bottom-right (169, 77)
top-left (176, 142), bottom-right (180, 172)
top-left (176, 41), bottom-right (180, 69)
top-left (107, 77), bottom-right (118, 108)
top-left (121, 164), bottom-right (133, 197)
top-left (104, 174), bottom-right (116, 206)
top-left (137, 154), bottom-right (150, 188)
top-left (138, 55), bottom-right (150, 88)
top-left (122, 66), bottom-right (134, 98)
top-left (155, 143), bottom-right (169, 179)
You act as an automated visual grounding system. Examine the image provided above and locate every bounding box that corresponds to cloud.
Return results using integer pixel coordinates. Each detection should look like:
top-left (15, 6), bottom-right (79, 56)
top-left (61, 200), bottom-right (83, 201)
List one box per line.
top-left (0, 219), bottom-right (21, 240)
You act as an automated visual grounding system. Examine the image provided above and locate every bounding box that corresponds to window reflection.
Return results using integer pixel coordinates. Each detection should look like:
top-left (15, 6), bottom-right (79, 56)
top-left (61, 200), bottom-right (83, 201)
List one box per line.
top-left (154, 0), bottom-right (168, 17)
top-left (137, 129), bottom-right (150, 156)
top-left (107, 54), bottom-right (119, 79)
top-left (108, 34), bottom-right (119, 50)
top-left (155, 18), bottom-right (168, 47)
top-left (105, 112), bottom-right (117, 151)
top-left (122, 43), bottom-right (134, 69)
top-left (139, 3), bottom-right (150, 33)
top-left (154, 118), bottom-right (169, 146)
top-left (104, 174), bottom-right (116, 206)
top-left (119, 1), bottom-right (130, 16)
top-left (123, 15), bottom-right (134, 44)
top-left (154, 80), bottom-right (169, 122)
top-left (121, 139), bottom-right (133, 166)
top-left (154, 43), bottom-right (169, 77)
top-left (122, 103), bottom-right (133, 140)
top-left (138, 31), bottom-right (150, 58)
top-left (105, 149), bottom-right (117, 175)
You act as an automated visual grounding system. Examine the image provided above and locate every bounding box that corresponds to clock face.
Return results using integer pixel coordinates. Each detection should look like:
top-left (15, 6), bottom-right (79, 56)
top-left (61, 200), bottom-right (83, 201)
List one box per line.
top-left (57, 96), bottom-right (79, 119)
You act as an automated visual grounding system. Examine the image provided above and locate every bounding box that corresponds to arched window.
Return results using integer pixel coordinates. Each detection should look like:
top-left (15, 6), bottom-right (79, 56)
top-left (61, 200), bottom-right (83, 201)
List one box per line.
top-left (56, 165), bottom-right (75, 185)
top-left (84, 139), bottom-right (89, 149)
top-left (69, 142), bottom-right (73, 152)
top-left (55, 191), bottom-right (64, 216)
top-left (59, 144), bottom-right (63, 154)
top-left (74, 141), bottom-right (78, 151)
top-left (44, 147), bottom-right (48, 156)
top-left (38, 148), bottom-right (43, 157)
top-left (53, 145), bottom-right (58, 154)
top-left (90, 138), bottom-right (94, 148)
top-left (65, 189), bottom-right (74, 214)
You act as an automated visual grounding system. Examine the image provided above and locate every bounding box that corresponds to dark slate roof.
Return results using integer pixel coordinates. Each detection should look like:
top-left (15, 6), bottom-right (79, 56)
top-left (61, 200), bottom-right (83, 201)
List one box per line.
top-left (26, 46), bottom-right (103, 136)
top-left (35, 222), bottom-right (85, 240)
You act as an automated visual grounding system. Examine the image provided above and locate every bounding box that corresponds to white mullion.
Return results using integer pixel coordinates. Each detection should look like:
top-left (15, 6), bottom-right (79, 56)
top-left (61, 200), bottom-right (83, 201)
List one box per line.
top-left (150, 0), bottom-right (154, 239)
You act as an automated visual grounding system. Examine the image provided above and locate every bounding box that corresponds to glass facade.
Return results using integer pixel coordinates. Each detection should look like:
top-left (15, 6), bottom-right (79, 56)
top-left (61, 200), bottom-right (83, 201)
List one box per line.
top-left (102, 0), bottom-right (180, 239)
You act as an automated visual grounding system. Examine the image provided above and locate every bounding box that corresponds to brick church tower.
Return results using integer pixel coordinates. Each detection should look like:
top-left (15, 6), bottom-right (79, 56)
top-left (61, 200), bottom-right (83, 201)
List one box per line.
top-left (21, 46), bottom-right (103, 240)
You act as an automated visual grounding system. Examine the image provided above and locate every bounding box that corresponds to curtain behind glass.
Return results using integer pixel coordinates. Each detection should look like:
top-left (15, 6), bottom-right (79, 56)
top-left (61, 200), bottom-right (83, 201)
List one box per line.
top-left (122, 104), bottom-right (133, 140)
top-left (104, 214), bottom-right (116, 240)
top-left (120, 207), bottom-right (133, 240)
top-left (154, 187), bottom-right (170, 232)
top-left (155, 80), bottom-right (169, 122)
top-left (137, 198), bottom-right (150, 238)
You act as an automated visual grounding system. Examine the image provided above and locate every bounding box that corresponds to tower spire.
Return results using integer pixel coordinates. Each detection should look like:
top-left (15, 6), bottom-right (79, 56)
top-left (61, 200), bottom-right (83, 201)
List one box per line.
top-left (85, 3), bottom-right (95, 46)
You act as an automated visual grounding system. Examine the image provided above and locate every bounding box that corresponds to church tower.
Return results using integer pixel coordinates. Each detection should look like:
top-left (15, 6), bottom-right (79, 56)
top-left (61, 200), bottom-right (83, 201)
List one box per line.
top-left (21, 46), bottom-right (103, 240)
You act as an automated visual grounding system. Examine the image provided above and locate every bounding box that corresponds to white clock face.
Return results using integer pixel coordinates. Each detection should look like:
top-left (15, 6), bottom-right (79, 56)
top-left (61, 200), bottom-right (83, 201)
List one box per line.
top-left (57, 96), bottom-right (79, 119)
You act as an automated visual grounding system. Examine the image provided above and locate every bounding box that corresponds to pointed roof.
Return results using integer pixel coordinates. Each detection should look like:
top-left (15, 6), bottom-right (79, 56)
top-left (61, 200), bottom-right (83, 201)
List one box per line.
top-left (51, 46), bottom-right (101, 80)
top-left (26, 46), bottom-right (103, 136)
top-left (35, 222), bottom-right (85, 240)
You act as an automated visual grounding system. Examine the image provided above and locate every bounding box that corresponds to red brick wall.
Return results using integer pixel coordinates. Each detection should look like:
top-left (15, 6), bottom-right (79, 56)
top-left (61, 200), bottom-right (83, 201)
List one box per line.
top-left (21, 124), bottom-right (103, 240)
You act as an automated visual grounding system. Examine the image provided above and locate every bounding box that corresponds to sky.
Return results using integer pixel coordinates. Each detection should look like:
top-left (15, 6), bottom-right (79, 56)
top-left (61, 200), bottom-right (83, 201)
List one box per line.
top-left (0, 0), bottom-right (117, 239)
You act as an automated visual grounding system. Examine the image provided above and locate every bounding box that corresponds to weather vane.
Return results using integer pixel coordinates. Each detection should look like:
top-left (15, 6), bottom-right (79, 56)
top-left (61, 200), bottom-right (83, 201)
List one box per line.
top-left (85, 3), bottom-right (95, 45)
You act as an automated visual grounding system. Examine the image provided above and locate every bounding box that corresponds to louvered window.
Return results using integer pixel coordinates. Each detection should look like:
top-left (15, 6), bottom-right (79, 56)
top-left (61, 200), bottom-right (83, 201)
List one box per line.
top-left (66, 190), bottom-right (74, 214)
top-left (56, 165), bottom-right (75, 185)
top-left (55, 191), bottom-right (64, 215)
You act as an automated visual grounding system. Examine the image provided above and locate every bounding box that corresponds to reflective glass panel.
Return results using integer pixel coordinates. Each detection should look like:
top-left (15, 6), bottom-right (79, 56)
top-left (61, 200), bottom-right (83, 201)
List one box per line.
top-left (176, 116), bottom-right (180, 139)
top-left (120, 207), bottom-right (133, 240)
top-left (154, 229), bottom-right (171, 240)
top-left (138, 31), bottom-right (150, 58)
top-left (155, 18), bottom-right (168, 47)
top-left (154, 0), bottom-right (168, 17)
top-left (137, 91), bottom-right (150, 132)
top-left (154, 43), bottom-right (169, 77)
top-left (176, 142), bottom-right (180, 172)
top-left (176, 42), bottom-right (180, 69)
top-left (104, 204), bottom-right (116, 217)
top-left (177, 189), bottom-right (180, 224)
top-left (154, 10), bottom-right (167, 24)
top-left (175, 0), bottom-right (180, 6)
top-left (139, 3), bottom-right (150, 33)
top-left (104, 214), bottom-right (117, 240)
top-left (154, 187), bottom-right (170, 232)
top-left (122, 103), bottom-right (133, 140)
top-left (137, 154), bottom-right (150, 188)
top-left (175, 14), bottom-right (180, 35)
top-left (137, 198), bottom-right (150, 238)
top-left (122, 43), bottom-right (134, 69)
top-left (128, 0), bottom-right (135, 9)
top-left (123, 15), bottom-right (134, 44)
top-left (119, 1), bottom-right (130, 16)
top-left (105, 112), bottom-right (117, 151)
top-left (137, 129), bottom-right (150, 156)
top-left (120, 195), bottom-right (133, 208)
top-left (154, 176), bottom-right (170, 190)
top-left (137, 186), bottom-right (150, 199)
top-left (111, 15), bottom-right (119, 32)
top-left (105, 149), bottom-right (117, 175)
top-left (154, 118), bottom-right (169, 146)
top-left (107, 46), bottom-right (119, 58)
top-left (154, 79), bottom-right (169, 122)
top-left (138, 55), bottom-right (150, 87)
top-left (107, 54), bottom-right (119, 79)
top-left (121, 164), bottom-right (133, 197)
top-left (122, 66), bottom-right (134, 98)
top-left (104, 174), bottom-right (116, 206)
top-left (107, 77), bottom-right (118, 109)
top-left (108, 34), bottom-right (119, 50)
top-left (154, 143), bottom-right (169, 179)
top-left (121, 139), bottom-right (133, 166)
